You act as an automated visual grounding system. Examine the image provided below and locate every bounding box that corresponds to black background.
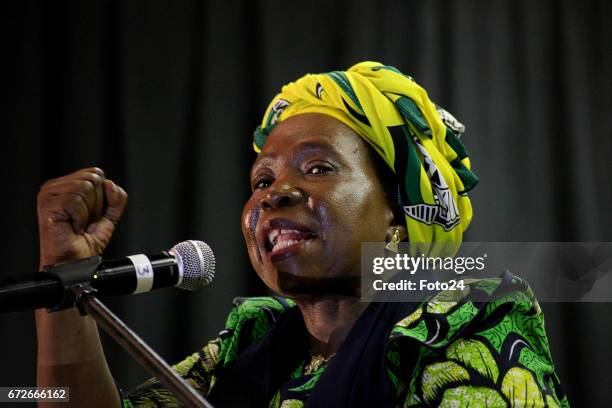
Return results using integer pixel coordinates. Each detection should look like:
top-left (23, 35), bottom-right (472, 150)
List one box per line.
top-left (1, 1), bottom-right (611, 406)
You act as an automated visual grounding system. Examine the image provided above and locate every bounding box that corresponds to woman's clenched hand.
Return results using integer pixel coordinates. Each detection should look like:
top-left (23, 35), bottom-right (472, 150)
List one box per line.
top-left (36, 167), bottom-right (128, 266)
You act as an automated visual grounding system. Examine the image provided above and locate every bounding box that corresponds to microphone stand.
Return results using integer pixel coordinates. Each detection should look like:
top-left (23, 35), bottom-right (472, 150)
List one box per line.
top-left (72, 285), bottom-right (214, 408)
top-left (32, 256), bottom-right (214, 407)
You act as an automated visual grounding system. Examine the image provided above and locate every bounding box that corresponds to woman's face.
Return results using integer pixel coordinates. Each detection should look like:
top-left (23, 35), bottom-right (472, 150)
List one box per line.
top-left (242, 113), bottom-right (394, 297)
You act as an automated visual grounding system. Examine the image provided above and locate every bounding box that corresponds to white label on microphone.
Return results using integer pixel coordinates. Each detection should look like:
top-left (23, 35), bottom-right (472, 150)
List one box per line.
top-left (127, 254), bottom-right (154, 294)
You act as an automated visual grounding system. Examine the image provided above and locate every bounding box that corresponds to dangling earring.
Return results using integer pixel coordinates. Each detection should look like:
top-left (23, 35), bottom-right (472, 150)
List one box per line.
top-left (385, 228), bottom-right (401, 253)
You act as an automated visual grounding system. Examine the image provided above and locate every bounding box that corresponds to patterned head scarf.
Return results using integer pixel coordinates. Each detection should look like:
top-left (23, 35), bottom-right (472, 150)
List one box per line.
top-left (253, 61), bottom-right (478, 249)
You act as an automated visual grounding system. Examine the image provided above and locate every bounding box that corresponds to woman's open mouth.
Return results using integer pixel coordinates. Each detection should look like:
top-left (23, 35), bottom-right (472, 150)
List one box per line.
top-left (261, 220), bottom-right (317, 262)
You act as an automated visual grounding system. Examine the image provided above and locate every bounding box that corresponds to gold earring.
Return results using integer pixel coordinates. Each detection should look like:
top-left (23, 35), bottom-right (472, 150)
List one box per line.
top-left (385, 228), bottom-right (401, 253)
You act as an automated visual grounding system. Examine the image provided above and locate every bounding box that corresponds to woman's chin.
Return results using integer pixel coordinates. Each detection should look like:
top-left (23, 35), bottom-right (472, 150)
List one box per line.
top-left (257, 239), bottom-right (360, 297)
top-left (276, 271), bottom-right (361, 298)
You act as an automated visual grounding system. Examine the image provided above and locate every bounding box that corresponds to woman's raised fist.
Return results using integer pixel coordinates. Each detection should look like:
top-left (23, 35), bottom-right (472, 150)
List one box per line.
top-left (36, 167), bottom-right (128, 266)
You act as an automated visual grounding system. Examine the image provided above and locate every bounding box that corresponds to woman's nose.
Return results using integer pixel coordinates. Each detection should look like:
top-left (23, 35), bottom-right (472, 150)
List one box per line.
top-left (261, 185), bottom-right (304, 210)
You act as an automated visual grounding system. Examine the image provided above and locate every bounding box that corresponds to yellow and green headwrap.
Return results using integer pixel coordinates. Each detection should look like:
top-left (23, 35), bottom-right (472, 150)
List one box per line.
top-left (253, 61), bottom-right (478, 247)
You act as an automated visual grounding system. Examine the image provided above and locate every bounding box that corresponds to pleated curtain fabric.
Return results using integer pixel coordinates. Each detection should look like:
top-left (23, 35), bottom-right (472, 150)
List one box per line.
top-left (1, 1), bottom-right (610, 407)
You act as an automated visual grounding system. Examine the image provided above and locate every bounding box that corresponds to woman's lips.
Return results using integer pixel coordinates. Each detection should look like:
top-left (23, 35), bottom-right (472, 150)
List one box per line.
top-left (262, 226), bottom-right (317, 262)
top-left (268, 236), bottom-right (315, 262)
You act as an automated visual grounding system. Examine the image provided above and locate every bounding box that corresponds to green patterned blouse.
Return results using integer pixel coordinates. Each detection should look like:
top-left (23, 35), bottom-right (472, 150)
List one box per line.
top-left (123, 275), bottom-right (569, 407)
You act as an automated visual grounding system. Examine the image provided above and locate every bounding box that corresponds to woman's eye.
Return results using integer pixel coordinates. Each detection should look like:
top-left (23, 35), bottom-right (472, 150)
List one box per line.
top-left (306, 164), bottom-right (334, 175)
top-left (252, 176), bottom-right (273, 190)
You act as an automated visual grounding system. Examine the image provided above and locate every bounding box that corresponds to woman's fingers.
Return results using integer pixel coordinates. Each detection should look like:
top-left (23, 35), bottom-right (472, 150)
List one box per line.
top-left (37, 167), bottom-right (128, 262)
top-left (61, 193), bottom-right (90, 234)
top-left (102, 179), bottom-right (128, 225)
top-left (39, 169), bottom-right (106, 228)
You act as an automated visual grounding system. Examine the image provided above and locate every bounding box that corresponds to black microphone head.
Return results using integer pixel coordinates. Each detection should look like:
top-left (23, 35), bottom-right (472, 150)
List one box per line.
top-left (170, 240), bottom-right (215, 290)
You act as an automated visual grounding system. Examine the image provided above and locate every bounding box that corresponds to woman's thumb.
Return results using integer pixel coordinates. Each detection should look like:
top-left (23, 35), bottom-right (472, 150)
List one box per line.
top-left (102, 179), bottom-right (128, 225)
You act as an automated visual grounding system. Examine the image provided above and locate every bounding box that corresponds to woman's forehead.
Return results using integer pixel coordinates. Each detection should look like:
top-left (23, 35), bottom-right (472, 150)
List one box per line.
top-left (254, 113), bottom-right (368, 161)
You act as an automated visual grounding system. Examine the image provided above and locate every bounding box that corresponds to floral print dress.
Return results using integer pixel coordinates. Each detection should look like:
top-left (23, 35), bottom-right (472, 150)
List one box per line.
top-left (124, 273), bottom-right (569, 408)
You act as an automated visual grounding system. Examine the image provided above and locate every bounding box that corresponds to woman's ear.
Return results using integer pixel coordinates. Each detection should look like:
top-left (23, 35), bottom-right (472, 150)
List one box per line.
top-left (385, 224), bottom-right (408, 242)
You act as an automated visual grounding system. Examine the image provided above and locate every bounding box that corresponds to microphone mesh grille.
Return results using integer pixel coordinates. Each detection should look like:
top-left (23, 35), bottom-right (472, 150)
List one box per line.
top-left (171, 240), bottom-right (215, 290)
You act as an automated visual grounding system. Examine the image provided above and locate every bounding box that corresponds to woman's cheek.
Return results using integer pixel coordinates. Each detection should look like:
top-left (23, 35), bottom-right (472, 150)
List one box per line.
top-left (334, 179), bottom-right (378, 216)
top-left (241, 201), bottom-right (263, 264)
top-left (335, 179), bottom-right (389, 240)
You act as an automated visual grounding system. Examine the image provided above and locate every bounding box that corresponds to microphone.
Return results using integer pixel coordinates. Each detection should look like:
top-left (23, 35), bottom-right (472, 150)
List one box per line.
top-left (0, 240), bottom-right (215, 314)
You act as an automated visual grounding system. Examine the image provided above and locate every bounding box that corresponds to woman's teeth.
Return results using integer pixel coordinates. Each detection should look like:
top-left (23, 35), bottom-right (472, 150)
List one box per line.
top-left (271, 239), bottom-right (301, 252)
top-left (267, 228), bottom-right (311, 253)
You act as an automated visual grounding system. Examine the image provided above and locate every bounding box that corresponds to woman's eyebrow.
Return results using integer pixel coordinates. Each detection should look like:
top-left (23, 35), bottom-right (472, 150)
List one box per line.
top-left (292, 140), bottom-right (340, 159)
top-left (294, 140), bottom-right (349, 168)
top-left (251, 154), bottom-right (275, 173)
top-left (254, 140), bottom-right (336, 163)
top-left (251, 138), bottom-right (343, 176)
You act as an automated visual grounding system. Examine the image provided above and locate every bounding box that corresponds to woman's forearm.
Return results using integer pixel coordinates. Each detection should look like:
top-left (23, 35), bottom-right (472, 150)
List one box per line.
top-left (35, 168), bottom-right (128, 408)
top-left (36, 307), bottom-right (121, 408)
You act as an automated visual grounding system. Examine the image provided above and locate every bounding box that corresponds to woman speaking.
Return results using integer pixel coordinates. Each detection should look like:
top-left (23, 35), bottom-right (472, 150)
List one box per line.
top-left (35, 62), bottom-right (568, 407)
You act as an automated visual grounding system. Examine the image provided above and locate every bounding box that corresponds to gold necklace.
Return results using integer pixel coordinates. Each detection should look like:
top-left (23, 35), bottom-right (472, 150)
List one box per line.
top-left (304, 352), bottom-right (336, 375)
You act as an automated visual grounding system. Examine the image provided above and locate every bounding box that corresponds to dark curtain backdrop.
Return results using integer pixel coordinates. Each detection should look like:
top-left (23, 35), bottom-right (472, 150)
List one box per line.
top-left (1, 1), bottom-right (610, 406)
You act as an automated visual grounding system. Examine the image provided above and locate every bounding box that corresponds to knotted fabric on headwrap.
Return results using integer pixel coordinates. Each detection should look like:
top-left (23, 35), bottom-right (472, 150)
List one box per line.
top-left (253, 61), bottom-right (478, 248)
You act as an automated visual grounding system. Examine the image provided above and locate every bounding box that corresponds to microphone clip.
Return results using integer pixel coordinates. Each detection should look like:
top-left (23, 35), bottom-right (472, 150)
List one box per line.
top-left (44, 256), bottom-right (102, 312)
